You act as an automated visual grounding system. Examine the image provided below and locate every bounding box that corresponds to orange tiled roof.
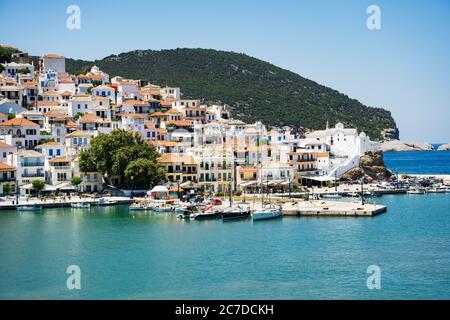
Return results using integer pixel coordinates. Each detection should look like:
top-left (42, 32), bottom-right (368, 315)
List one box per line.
top-left (49, 157), bottom-right (70, 163)
top-left (44, 54), bottom-right (64, 59)
top-left (158, 153), bottom-right (196, 165)
top-left (37, 101), bottom-right (59, 106)
top-left (166, 120), bottom-right (194, 127)
top-left (0, 118), bottom-right (39, 127)
top-left (0, 163), bottom-right (15, 171)
top-left (66, 130), bottom-right (92, 138)
top-left (0, 142), bottom-right (14, 148)
top-left (36, 141), bottom-right (62, 148)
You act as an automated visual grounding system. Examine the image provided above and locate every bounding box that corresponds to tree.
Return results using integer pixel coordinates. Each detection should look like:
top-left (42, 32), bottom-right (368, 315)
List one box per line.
top-left (17, 69), bottom-right (30, 74)
top-left (124, 158), bottom-right (166, 189)
top-left (92, 80), bottom-right (102, 87)
top-left (79, 130), bottom-right (164, 188)
top-left (71, 176), bottom-right (83, 191)
top-left (31, 180), bottom-right (45, 196)
top-left (3, 184), bottom-right (11, 195)
top-left (79, 150), bottom-right (97, 173)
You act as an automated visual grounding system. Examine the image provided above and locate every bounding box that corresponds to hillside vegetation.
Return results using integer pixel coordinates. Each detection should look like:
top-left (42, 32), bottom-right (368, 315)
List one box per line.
top-left (66, 48), bottom-right (397, 140)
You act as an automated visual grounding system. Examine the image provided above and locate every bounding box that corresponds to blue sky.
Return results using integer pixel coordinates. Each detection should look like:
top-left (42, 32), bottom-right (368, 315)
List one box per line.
top-left (1, 0), bottom-right (449, 142)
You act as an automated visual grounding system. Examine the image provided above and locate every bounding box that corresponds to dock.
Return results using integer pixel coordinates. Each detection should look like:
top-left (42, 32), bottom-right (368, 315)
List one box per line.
top-left (219, 198), bottom-right (387, 217)
top-left (0, 196), bottom-right (134, 211)
top-left (278, 200), bottom-right (387, 217)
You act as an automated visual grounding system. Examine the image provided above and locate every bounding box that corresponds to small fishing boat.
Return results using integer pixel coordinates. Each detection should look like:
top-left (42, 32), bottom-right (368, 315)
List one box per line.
top-left (347, 192), bottom-right (360, 197)
top-left (176, 205), bottom-right (198, 220)
top-left (407, 188), bottom-right (426, 194)
top-left (222, 206), bottom-right (251, 221)
top-left (71, 202), bottom-right (91, 209)
top-left (322, 194), bottom-right (341, 199)
top-left (363, 191), bottom-right (378, 197)
top-left (151, 204), bottom-right (174, 213)
top-left (98, 197), bottom-right (118, 206)
top-left (129, 202), bottom-right (150, 211)
top-left (252, 206), bottom-right (282, 221)
top-left (427, 187), bottom-right (446, 193)
top-left (17, 205), bottom-right (43, 211)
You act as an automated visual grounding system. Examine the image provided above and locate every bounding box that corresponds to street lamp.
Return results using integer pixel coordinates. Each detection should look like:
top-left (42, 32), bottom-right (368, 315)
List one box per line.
top-left (130, 175), bottom-right (134, 199)
top-left (334, 170), bottom-right (337, 192)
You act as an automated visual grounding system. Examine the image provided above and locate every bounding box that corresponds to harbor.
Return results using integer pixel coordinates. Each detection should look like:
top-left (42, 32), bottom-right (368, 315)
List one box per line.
top-left (1, 191), bottom-right (449, 299)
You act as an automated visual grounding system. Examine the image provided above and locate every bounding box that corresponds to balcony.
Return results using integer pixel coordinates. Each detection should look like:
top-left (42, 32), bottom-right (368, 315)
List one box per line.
top-left (289, 158), bottom-right (316, 163)
top-left (52, 166), bottom-right (71, 170)
top-left (0, 177), bottom-right (15, 182)
top-left (22, 173), bottom-right (45, 178)
top-left (21, 162), bottom-right (44, 167)
top-left (297, 168), bottom-right (317, 173)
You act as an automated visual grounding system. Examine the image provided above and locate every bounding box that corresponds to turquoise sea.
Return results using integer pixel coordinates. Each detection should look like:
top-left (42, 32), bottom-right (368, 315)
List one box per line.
top-left (0, 151), bottom-right (449, 300)
top-left (384, 150), bottom-right (450, 175)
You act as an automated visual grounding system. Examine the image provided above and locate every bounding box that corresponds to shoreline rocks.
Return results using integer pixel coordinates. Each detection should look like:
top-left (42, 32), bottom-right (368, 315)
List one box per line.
top-left (380, 140), bottom-right (434, 152)
top-left (341, 150), bottom-right (392, 180)
top-left (437, 144), bottom-right (450, 151)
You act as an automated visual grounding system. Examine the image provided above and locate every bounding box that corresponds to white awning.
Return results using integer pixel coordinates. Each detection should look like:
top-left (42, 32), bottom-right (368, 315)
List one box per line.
top-left (239, 181), bottom-right (258, 187)
top-left (301, 175), bottom-right (334, 182)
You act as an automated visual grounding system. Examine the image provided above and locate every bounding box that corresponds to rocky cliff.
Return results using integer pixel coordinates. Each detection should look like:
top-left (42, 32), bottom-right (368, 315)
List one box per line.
top-left (380, 140), bottom-right (434, 152)
top-left (340, 150), bottom-right (392, 181)
top-left (437, 144), bottom-right (450, 151)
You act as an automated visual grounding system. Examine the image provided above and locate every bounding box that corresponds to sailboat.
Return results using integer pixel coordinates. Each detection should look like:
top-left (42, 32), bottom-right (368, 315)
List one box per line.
top-left (252, 172), bottom-right (282, 221)
top-left (221, 148), bottom-right (251, 221)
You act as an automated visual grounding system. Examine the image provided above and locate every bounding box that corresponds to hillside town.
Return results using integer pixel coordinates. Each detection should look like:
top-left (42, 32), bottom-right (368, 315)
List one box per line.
top-left (0, 50), bottom-right (380, 199)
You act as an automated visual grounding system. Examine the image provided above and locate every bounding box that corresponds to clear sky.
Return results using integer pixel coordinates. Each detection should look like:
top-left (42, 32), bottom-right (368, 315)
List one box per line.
top-left (1, 0), bottom-right (449, 142)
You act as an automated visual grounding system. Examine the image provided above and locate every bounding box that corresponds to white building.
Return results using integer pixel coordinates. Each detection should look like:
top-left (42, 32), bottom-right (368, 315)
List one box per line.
top-left (1, 62), bottom-right (34, 78)
top-left (68, 95), bottom-right (96, 116)
top-left (0, 141), bottom-right (16, 164)
top-left (42, 54), bottom-right (65, 73)
top-left (11, 149), bottom-right (45, 187)
top-left (0, 117), bottom-right (41, 149)
top-left (92, 85), bottom-right (116, 104)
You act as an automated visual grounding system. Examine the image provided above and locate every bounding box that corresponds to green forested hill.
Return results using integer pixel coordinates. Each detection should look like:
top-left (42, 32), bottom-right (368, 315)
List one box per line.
top-left (66, 48), bottom-right (397, 140)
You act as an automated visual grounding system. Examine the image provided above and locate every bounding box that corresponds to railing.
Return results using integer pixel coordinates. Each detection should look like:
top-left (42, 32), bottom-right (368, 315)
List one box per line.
top-left (21, 162), bottom-right (44, 167)
top-left (0, 177), bottom-right (15, 182)
top-left (22, 173), bottom-right (44, 177)
top-left (52, 166), bottom-right (71, 170)
top-left (297, 168), bottom-right (317, 172)
top-left (289, 158), bottom-right (316, 163)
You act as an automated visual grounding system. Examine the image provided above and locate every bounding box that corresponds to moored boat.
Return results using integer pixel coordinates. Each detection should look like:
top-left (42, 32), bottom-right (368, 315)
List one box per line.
top-left (427, 187), bottom-right (446, 193)
top-left (71, 202), bottom-right (91, 209)
top-left (347, 192), bottom-right (360, 197)
top-left (407, 188), bottom-right (427, 194)
top-left (322, 194), bottom-right (341, 199)
top-left (129, 202), bottom-right (150, 211)
top-left (98, 197), bottom-right (118, 206)
top-left (252, 207), bottom-right (282, 221)
top-left (191, 210), bottom-right (222, 220)
top-left (17, 205), bottom-right (43, 211)
top-left (222, 206), bottom-right (251, 221)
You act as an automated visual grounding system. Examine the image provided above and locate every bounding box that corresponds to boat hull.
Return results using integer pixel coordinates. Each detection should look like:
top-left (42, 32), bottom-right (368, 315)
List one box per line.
top-left (193, 211), bottom-right (222, 220)
top-left (252, 209), bottom-right (282, 221)
top-left (17, 206), bottom-right (42, 211)
top-left (222, 210), bottom-right (251, 221)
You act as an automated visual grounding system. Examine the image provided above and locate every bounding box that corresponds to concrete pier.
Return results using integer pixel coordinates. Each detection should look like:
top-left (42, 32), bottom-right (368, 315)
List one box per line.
top-left (0, 196), bottom-right (133, 211)
top-left (279, 200), bottom-right (387, 217)
top-left (222, 198), bottom-right (387, 217)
